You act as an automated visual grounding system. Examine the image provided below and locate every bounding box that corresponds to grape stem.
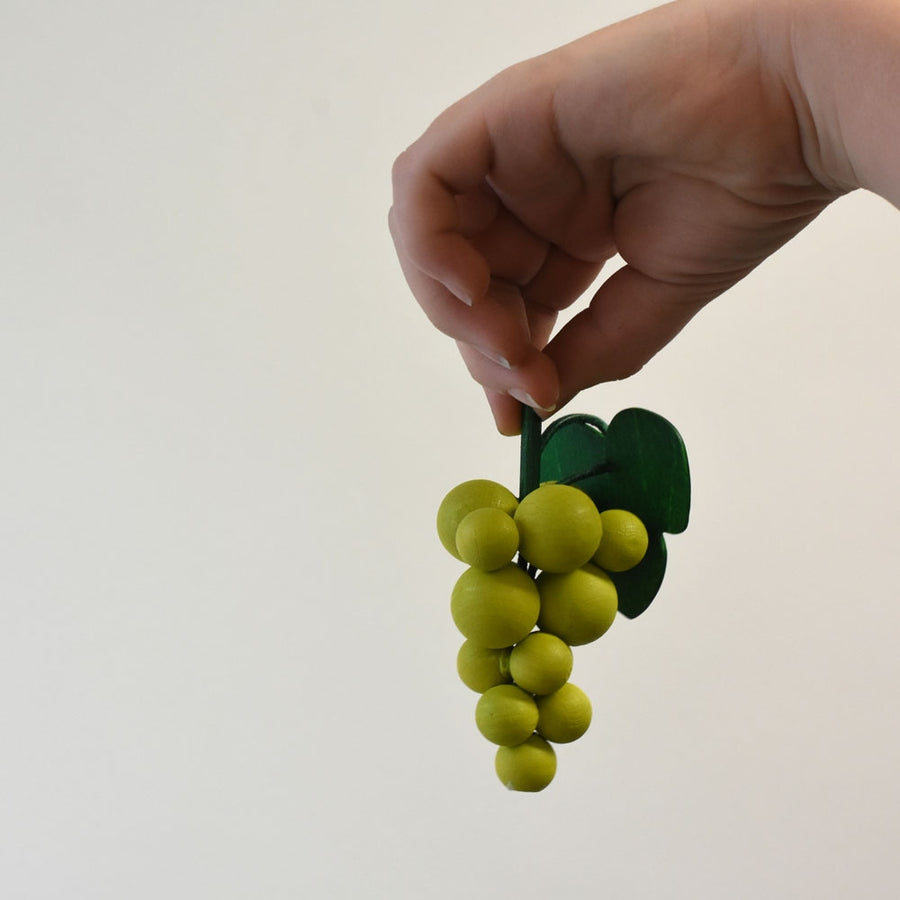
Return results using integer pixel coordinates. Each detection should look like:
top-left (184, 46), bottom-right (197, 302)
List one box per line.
top-left (518, 405), bottom-right (542, 500)
top-left (517, 405), bottom-right (542, 576)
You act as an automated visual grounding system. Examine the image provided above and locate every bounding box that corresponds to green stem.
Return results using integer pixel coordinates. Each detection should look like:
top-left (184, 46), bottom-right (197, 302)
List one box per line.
top-left (518, 405), bottom-right (542, 501)
top-left (518, 405), bottom-right (542, 576)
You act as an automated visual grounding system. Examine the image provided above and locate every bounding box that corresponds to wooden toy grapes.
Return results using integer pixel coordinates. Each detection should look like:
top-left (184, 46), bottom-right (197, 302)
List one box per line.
top-left (437, 406), bottom-right (691, 791)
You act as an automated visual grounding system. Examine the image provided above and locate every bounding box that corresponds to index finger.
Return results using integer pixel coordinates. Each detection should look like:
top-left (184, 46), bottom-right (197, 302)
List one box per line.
top-left (390, 103), bottom-right (495, 306)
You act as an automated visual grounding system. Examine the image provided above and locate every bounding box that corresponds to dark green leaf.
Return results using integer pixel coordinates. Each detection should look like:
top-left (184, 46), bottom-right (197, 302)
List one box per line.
top-left (609, 532), bottom-right (667, 619)
top-left (537, 408), bottom-right (690, 618)
top-left (539, 414), bottom-right (608, 486)
top-left (540, 408), bottom-right (690, 534)
top-left (601, 408), bottom-right (691, 534)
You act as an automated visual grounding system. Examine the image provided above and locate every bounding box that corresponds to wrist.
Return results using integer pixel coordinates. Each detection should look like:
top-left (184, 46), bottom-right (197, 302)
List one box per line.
top-left (772, 0), bottom-right (900, 202)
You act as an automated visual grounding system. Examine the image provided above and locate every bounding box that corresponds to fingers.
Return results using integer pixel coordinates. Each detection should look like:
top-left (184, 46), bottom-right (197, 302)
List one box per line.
top-left (391, 218), bottom-right (540, 369)
top-left (392, 195), bottom-right (562, 419)
top-left (457, 337), bottom-right (559, 421)
top-left (466, 204), bottom-right (549, 287)
top-left (390, 107), bottom-right (561, 421)
top-left (523, 244), bottom-right (609, 311)
top-left (390, 70), bottom-right (621, 433)
top-left (390, 104), bottom-right (496, 306)
top-left (485, 390), bottom-right (531, 437)
top-left (545, 264), bottom-right (713, 411)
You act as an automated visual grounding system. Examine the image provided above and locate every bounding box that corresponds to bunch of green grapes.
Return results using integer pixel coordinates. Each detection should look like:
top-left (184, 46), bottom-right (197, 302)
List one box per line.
top-left (437, 478), bottom-right (649, 792)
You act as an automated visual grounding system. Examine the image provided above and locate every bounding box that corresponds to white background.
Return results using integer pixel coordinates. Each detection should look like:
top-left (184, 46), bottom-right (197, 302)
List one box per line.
top-left (2, 1), bottom-right (899, 897)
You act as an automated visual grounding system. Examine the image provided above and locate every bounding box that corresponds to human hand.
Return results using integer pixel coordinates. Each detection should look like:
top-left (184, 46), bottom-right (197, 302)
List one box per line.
top-left (390, 0), bottom-right (849, 434)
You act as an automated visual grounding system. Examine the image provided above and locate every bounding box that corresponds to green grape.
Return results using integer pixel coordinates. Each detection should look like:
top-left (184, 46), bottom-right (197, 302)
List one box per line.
top-left (451, 563), bottom-right (540, 648)
top-left (456, 640), bottom-right (512, 693)
top-left (437, 479), bottom-right (518, 560)
top-left (514, 483), bottom-right (603, 573)
top-left (495, 734), bottom-right (557, 792)
top-left (592, 509), bottom-right (649, 572)
top-left (508, 632), bottom-right (573, 695)
top-left (475, 684), bottom-right (539, 746)
top-left (455, 507), bottom-right (519, 571)
top-left (536, 563), bottom-right (617, 645)
top-left (536, 683), bottom-right (592, 743)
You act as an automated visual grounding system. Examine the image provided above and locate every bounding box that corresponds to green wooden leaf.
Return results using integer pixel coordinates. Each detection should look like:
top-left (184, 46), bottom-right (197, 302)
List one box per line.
top-left (609, 532), bottom-right (667, 619)
top-left (537, 408), bottom-right (690, 619)
top-left (540, 408), bottom-right (690, 534)
top-left (602, 408), bottom-right (691, 534)
top-left (539, 414), bottom-right (608, 487)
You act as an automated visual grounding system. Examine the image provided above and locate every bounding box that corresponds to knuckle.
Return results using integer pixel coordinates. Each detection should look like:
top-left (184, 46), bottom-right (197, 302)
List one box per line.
top-left (391, 146), bottom-right (419, 188)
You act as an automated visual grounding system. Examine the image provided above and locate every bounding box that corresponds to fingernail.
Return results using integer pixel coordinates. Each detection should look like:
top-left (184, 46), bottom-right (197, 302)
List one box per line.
top-left (475, 347), bottom-right (512, 369)
top-left (508, 388), bottom-right (556, 413)
top-left (448, 281), bottom-right (474, 307)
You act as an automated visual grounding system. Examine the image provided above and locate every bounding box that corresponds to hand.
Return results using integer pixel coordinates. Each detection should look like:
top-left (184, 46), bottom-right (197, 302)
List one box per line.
top-left (390, 0), bottom-right (844, 434)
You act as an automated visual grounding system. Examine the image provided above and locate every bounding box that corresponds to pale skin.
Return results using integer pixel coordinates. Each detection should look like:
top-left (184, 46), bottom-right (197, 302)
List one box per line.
top-left (389, 0), bottom-right (900, 434)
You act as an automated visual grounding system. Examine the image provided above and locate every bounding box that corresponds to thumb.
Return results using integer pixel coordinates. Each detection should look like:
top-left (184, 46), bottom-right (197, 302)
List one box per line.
top-left (545, 264), bottom-right (714, 410)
